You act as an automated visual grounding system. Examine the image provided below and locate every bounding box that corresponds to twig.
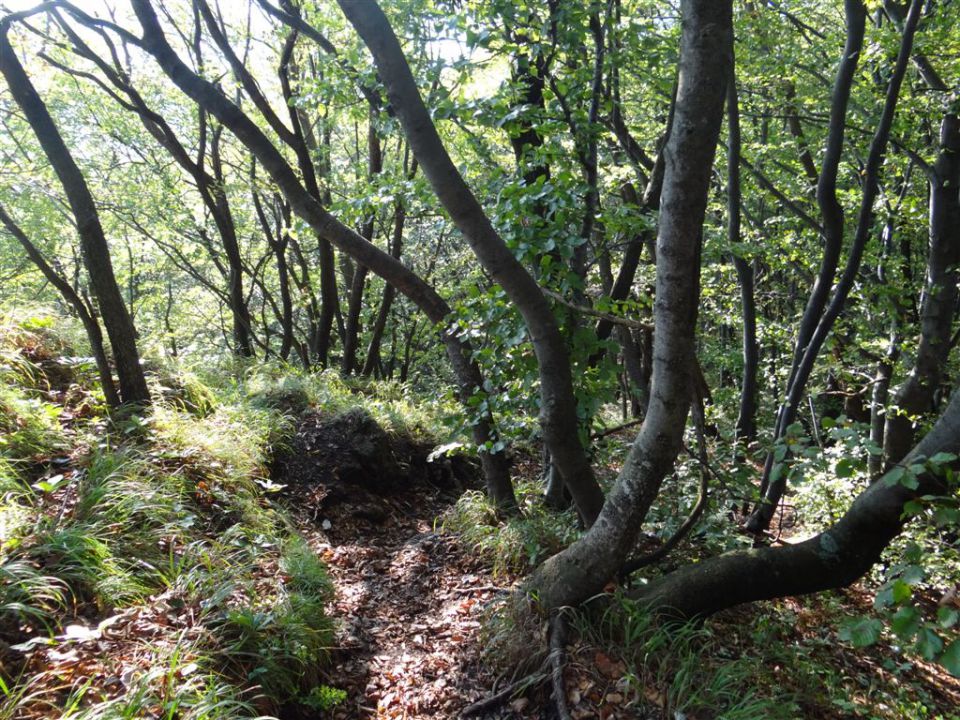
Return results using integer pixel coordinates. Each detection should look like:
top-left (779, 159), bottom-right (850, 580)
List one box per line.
top-left (453, 585), bottom-right (507, 595)
top-left (592, 417), bottom-right (643, 440)
top-left (542, 288), bottom-right (653, 331)
top-left (549, 611), bottom-right (574, 720)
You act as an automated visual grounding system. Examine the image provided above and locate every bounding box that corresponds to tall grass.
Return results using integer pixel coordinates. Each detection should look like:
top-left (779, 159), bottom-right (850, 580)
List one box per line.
top-left (585, 594), bottom-right (799, 719)
top-left (0, 314), bottom-right (341, 718)
top-left (442, 480), bottom-right (581, 577)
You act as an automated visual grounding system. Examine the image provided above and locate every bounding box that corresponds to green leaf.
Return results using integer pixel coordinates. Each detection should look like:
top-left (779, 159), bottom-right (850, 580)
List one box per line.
top-left (940, 640), bottom-right (960, 677)
top-left (915, 628), bottom-right (944, 661)
top-left (883, 466), bottom-right (905, 487)
top-left (900, 564), bottom-right (924, 585)
top-left (902, 500), bottom-right (924, 516)
top-left (891, 579), bottom-right (913, 604)
top-left (890, 605), bottom-right (921, 639)
top-left (836, 458), bottom-right (855, 478)
top-left (936, 606), bottom-right (958, 630)
top-left (901, 471), bottom-right (920, 490)
top-left (839, 617), bottom-right (883, 648)
top-left (934, 507), bottom-right (959, 526)
top-left (873, 586), bottom-right (894, 609)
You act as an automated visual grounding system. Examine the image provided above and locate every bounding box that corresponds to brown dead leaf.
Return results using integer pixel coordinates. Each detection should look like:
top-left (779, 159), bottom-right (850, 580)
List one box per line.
top-left (594, 650), bottom-right (626, 678)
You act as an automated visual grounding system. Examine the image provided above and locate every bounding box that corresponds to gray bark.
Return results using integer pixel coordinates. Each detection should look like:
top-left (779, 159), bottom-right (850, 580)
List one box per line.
top-left (526, 0), bottom-right (733, 610)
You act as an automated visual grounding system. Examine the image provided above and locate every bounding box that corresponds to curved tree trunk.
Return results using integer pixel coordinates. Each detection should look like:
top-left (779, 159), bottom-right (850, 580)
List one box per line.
top-left (525, 0), bottom-right (733, 611)
top-left (635, 388), bottom-right (960, 619)
top-left (883, 114), bottom-right (960, 464)
top-left (127, 0), bottom-right (516, 512)
top-left (338, 0), bottom-right (605, 527)
top-left (0, 22), bottom-right (149, 407)
top-left (748, 0), bottom-right (922, 531)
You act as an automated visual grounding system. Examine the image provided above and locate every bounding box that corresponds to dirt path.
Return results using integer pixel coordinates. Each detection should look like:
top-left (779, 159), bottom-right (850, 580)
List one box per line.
top-left (290, 480), bottom-right (513, 719)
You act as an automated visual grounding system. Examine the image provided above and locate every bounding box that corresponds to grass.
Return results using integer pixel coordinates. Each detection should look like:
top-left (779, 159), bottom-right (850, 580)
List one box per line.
top-left (213, 360), bottom-right (462, 441)
top-left (0, 313), bottom-right (341, 719)
top-left (441, 479), bottom-right (581, 577)
top-left (580, 594), bottom-right (799, 719)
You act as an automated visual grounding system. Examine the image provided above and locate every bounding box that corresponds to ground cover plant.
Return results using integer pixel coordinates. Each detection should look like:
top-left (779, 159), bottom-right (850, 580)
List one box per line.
top-left (1, 0), bottom-right (960, 717)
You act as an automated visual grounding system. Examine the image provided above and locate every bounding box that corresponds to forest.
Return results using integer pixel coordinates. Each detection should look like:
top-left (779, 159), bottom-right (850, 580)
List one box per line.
top-left (0, 0), bottom-right (959, 717)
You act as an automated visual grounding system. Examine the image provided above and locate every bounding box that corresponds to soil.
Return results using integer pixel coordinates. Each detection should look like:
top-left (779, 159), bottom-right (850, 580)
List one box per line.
top-left (276, 411), bottom-right (517, 719)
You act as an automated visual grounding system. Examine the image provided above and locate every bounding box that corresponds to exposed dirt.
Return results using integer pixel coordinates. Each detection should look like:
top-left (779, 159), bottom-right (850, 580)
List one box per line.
top-left (277, 412), bottom-right (519, 719)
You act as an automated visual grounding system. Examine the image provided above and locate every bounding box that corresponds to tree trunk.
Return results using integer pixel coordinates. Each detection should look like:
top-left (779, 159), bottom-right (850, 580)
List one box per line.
top-left (0, 204), bottom-right (120, 408)
top-left (363, 198), bottom-right (406, 376)
top-left (525, 0), bottom-right (733, 611)
top-left (342, 112), bottom-right (382, 375)
top-left (748, 0), bottom-right (922, 531)
top-left (209, 127), bottom-right (254, 357)
top-left (635, 389), bottom-right (960, 618)
top-left (0, 23), bottom-right (149, 407)
top-left (884, 114), bottom-right (960, 464)
top-left (726, 62), bottom-right (758, 443)
top-left (338, 0), bottom-right (605, 527)
top-left (129, 0), bottom-right (516, 512)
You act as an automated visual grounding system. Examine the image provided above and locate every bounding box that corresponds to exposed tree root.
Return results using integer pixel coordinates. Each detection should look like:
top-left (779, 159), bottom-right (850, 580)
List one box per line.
top-left (549, 611), bottom-right (573, 720)
top-left (459, 662), bottom-right (549, 717)
top-left (459, 610), bottom-right (575, 719)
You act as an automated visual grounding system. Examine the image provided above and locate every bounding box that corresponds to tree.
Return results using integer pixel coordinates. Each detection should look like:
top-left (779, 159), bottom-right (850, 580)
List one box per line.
top-left (0, 12), bottom-right (150, 407)
top-left (1, 0), bottom-right (957, 662)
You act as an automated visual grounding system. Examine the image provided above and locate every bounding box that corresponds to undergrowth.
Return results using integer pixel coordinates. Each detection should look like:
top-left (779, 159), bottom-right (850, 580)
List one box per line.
top-left (441, 480), bottom-right (580, 577)
top-left (0, 313), bottom-right (342, 719)
top-left (583, 594), bottom-right (798, 720)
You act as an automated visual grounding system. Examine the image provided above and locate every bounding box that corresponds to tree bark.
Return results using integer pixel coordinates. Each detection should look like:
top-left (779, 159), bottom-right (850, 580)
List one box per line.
top-left (726, 61), bottom-right (758, 444)
top-left (338, 0), bottom-right (605, 526)
top-left (749, 0), bottom-right (922, 531)
top-left (884, 114), bottom-right (960, 464)
top-left (635, 388), bottom-right (960, 618)
top-left (525, 0), bottom-right (732, 610)
top-left (0, 21), bottom-right (150, 407)
top-left (126, 0), bottom-right (516, 512)
top-left (342, 112), bottom-right (382, 376)
top-left (363, 195), bottom-right (407, 377)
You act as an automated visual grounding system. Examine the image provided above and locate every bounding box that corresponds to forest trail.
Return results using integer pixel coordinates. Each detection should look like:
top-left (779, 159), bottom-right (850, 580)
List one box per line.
top-left (286, 473), bottom-right (512, 719)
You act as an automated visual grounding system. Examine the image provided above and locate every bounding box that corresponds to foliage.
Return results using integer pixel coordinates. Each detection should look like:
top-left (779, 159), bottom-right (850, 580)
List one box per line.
top-left (441, 480), bottom-right (580, 576)
top-left (0, 316), bottom-right (338, 718)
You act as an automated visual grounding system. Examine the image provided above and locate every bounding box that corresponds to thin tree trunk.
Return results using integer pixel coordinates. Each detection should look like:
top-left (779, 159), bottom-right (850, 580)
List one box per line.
top-left (0, 22), bottom-right (149, 407)
top-left (526, 0), bottom-right (732, 610)
top-left (635, 389), bottom-right (960, 618)
top-left (363, 197), bottom-right (406, 376)
top-left (128, 0), bottom-right (517, 512)
top-left (342, 112), bottom-right (382, 375)
top-left (338, 0), bottom-right (605, 526)
top-left (209, 126), bottom-right (254, 357)
top-left (748, 0), bottom-right (922, 531)
top-left (726, 61), bottom-right (758, 443)
top-left (0, 204), bottom-right (120, 408)
top-left (884, 114), bottom-right (960, 463)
